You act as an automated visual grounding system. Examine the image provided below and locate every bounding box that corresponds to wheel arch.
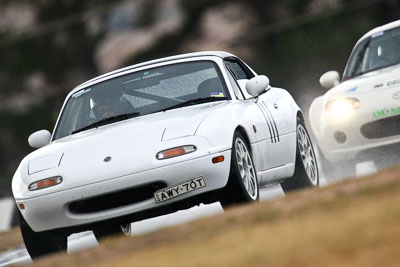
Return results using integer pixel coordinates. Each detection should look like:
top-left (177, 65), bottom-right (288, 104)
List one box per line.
top-left (296, 110), bottom-right (305, 123)
top-left (234, 125), bottom-right (252, 154)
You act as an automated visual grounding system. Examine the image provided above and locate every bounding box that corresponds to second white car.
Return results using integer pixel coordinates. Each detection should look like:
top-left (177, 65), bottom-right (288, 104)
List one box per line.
top-left (309, 20), bottom-right (400, 177)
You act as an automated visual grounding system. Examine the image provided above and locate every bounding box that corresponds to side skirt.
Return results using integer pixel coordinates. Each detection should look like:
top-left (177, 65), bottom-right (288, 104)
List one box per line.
top-left (258, 163), bottom-right (295, 186)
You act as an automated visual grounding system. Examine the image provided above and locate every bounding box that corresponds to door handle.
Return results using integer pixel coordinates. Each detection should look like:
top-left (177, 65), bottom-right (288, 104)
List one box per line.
top-left (273, 103), bottom-right (278, 109)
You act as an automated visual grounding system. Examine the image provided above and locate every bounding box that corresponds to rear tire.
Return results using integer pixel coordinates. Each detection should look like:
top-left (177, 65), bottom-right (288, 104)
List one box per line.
top-left (220, 132), bottom-right (259, 208)
top-left (18, 211), bottom-right (67, 259)
top-left (281, 118), bottom-right (319, 193)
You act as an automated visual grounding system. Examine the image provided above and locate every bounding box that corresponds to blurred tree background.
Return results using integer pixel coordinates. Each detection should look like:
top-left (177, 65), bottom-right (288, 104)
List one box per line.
top-left (0, 0), bottom-right (398, 196)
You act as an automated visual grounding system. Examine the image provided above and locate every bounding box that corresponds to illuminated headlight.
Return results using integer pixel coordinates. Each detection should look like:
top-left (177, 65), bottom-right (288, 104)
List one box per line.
top-left (28, 176), bottom-right (63, 191)
top-left (156, 145), bottom-right (197, 160)
top-left (325, 98), bottom-right (360, 119)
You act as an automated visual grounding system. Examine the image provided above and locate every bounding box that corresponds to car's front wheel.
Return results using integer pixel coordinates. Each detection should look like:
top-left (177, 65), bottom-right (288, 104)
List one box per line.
top-left (18, 211), bottom-right (67, 259)
top-left (281, 118), bottom-right (319, 193)
top-left (220, 132), bottom-right (259, 207)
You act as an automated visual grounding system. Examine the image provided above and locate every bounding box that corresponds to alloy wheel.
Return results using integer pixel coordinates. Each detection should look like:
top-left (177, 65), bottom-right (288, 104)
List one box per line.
top-left (235, 138), bottom-right (258, 199)
top-left (297, 124), bottom-right (318, 184)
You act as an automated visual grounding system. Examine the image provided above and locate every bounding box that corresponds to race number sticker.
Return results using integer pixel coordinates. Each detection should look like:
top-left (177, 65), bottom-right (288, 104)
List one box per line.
top-left (154, 177), bottom-right (206, 203)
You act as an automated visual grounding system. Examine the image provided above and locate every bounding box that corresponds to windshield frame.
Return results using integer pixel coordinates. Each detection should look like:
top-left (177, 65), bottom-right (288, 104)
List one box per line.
top-left (51, 58), bottom-right (231, 141)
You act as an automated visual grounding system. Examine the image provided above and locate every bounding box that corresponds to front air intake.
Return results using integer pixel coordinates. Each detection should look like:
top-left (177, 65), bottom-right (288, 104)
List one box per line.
top-left (69, 181), bottom-right (167, 214)
top-left (360, 115), bottom-right (400, 139)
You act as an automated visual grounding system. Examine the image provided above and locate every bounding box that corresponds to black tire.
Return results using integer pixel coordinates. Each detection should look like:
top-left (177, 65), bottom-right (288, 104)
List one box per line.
top-left (93, 223), bottom-right (131, 241)
top-left (18, 211), bottom-right (67, 259)
top-left (281, 118), bottom-right (319, 193)
top-left (220, 132), bottom-right (259, 208)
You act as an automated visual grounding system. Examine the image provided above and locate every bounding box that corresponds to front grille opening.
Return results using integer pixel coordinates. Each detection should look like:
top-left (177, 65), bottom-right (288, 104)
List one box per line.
top-left (360, 115), bottom-right (400, 139)
top-left (69, 181), bottom-right (167, 214)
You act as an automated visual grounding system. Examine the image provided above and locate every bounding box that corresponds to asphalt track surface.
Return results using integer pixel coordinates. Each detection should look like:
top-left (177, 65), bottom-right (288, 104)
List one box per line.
top-left (0, 161), bottom-right (378, 267)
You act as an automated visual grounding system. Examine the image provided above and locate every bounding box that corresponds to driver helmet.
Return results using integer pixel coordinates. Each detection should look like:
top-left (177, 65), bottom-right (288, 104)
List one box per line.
top-left (90, 87), bottom-right (123, 119)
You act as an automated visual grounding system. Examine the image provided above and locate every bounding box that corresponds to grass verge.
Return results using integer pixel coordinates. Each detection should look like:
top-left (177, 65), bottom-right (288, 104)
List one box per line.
top-left (13, 165), bottom-right (400, 266)
top-left (0, 227), bottom-right (23, 252)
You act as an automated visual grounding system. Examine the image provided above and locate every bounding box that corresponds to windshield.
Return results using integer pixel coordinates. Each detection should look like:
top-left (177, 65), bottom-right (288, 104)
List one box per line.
top-left (343, 26), bottom-right (400, 80)
top-left (53, 61), bottom-right (229, 140)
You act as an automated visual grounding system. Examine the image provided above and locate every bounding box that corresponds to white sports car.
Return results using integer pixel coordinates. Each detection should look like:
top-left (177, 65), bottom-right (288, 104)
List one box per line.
top-left (13, 51), bottom-right (318, 258)
top-left (309, 20), bottom-right (400, 175)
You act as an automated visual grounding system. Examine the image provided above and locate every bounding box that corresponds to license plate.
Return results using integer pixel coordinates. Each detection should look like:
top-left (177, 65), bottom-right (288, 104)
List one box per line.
top-left (154, 176), bottom-right (206, 203)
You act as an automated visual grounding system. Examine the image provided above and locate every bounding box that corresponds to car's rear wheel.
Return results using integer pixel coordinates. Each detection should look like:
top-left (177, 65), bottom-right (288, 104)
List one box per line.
top-left (281, 118), bottom-right (319, 193)
top-left (18, 211), bottom-right (67, 259)
top-left (93, 223), bottom-right (131, 241)
top-left (220, 132), bottom-right (259, 208)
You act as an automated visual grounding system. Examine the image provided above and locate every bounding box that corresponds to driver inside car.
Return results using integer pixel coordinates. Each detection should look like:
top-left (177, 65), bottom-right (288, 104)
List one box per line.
top-left (375, 39), bottom-right (400, 67)
top-left (90, 87), bottom-right (134, 120)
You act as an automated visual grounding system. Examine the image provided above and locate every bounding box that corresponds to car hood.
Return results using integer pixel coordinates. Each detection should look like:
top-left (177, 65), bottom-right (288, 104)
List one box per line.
top-left (24, 102), bottom-right (226, 191)
top-left (328, 64), bottom-right (400, 98)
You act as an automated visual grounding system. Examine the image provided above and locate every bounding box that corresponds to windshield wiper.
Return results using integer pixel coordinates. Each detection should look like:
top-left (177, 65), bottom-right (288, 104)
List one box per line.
top-left (71, 112), bottom-right (140, 135)
top-left (156, 97), bottom-right (227, 113)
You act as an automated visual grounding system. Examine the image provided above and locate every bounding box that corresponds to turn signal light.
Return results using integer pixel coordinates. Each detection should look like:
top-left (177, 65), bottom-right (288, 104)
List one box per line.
top-left (156, 145), bottom-right (197, 160)
top-left (212, 156), bottom-right (224, 164)
top-left (28, 176), bottom-right (63, 191)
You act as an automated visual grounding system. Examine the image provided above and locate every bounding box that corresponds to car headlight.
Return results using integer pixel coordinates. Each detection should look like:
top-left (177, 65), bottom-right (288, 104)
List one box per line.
top-left (325, 98), bottom-right (360, 119)
top-left (156, 145), bottom-right (197, 160)
top-left (28, 176), bottom-right (63, 191)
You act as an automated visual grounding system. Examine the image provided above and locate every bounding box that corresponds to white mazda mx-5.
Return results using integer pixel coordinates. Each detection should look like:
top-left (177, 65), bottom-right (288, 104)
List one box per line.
top-left (13, 51), bottom-right (318, 258)
top-left (309, 20), bottom-right (400, 176)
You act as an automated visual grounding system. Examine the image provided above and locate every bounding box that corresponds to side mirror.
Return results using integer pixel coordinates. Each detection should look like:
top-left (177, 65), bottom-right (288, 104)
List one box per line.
top-left (319, 71), bottom-right (340, 89)
top-left (246, 75), bottom-right (270, 97)
top-left (28, 130), bottom-right (51, 148)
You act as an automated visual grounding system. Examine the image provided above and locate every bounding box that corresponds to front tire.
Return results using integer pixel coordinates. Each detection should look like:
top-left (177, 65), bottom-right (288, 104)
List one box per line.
top-left (221, 132), bottom-right (259, 207)
top-left (281, 118), bottom-right (319, 193)
top-left (18, 211), bottom-right (67, 259)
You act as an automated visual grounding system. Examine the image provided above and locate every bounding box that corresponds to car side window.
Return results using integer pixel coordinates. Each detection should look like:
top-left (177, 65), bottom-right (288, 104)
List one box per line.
top-left (224, 58), bottom-right (255, 99)
top-left (224, 59), bottom-right (254, 80)
top-left (224, 65), bottom-right (244, 100)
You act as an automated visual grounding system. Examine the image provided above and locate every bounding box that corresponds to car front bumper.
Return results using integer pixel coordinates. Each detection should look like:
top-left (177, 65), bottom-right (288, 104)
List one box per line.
top-left (16, 150), bottom-right (231, 232)
top-left (314, 93), bottom-right (400, 162)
